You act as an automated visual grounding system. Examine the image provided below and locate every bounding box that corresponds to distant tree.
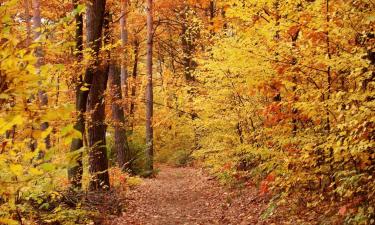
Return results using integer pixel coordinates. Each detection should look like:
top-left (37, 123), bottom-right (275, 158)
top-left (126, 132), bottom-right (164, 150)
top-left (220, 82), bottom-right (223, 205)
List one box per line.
top-left (145, 0), bottom-right (154, 174)
top-left (32, 0), bottom-right (50, 150)
top-left (69, 0), bottom-right (84, 189)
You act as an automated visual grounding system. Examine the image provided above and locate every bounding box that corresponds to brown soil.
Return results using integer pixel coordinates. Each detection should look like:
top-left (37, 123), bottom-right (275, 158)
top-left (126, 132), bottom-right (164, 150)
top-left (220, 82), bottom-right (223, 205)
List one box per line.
top-left (107, 165), bottom-right (269, 225)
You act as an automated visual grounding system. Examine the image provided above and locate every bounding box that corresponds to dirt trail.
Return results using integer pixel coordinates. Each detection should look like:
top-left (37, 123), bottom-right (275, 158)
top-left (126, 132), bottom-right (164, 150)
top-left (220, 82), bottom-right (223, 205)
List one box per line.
top-left (109, 165), bottom-right (266, 225)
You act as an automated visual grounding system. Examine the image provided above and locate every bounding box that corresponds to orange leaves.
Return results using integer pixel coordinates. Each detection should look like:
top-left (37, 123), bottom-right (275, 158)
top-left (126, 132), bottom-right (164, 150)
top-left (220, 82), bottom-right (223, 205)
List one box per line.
top-left (223, 162), bottom-right (232, 170)
top-left (259, 173), bottom-right (276, 196)
top-left (338, 205), bottom-right (348, 216)
top-left (305, 31), bottom-right (327, 46)
top-left (258, 80), bottom-right (283, 97)
top-left (210, 17), bottom-right (225, 33)
top-left (276, 64), bottom-right (289, 75)
top-left (283, 143), bottom-right (300, 154)
top-left (252, 15), bottom-right (260, 23)
top-left (262, 103), bottom-right (286, 127)
top-left (338, 197), bottom-right (365, 216)
top-left (109, 167), bottom-right (128, 190)
top-left (287, 25), bottom-right (300, 41)
top-left (299, 13), bottom-right (312, 25)
top-left (259, 181), bottom-right (269, 196)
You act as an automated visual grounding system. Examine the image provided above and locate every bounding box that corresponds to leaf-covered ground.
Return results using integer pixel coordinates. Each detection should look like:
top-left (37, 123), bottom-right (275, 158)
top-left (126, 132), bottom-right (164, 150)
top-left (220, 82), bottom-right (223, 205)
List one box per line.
top-left (106, 165), bottom-right (272, 225)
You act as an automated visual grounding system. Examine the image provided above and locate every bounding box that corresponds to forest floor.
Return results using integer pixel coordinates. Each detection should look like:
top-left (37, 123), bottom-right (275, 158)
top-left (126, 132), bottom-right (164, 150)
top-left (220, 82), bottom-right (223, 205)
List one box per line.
top-left (105, 165), bottom-right (273, 225)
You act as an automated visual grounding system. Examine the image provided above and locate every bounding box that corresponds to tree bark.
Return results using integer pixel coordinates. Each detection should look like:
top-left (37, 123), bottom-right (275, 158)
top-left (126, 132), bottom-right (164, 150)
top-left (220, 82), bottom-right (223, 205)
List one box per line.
top-left (209, 0), bottom-right (215, 35)
top-left (68, 0), bottom-right (84, 189)
top-left (130, 39), bottom-right (139, 128)
top-left (86, 0), bottom-right (110, 191)
top-left (181, 7), bottom-right (195, 81)
top-left (24, 0), bottom-right (31, 46)
top-left (109, 64), bottom-right (131, 171)
top-left (325, 0), bottom-right (331, 133)
top-left (32, 0), bottom-right (51, 150)
top-left (181, 5), bottom-right (197, 81)
top-left (120, 0), bottom-right (129, 112)
top-left (145, 0), bottom-right (154, 174)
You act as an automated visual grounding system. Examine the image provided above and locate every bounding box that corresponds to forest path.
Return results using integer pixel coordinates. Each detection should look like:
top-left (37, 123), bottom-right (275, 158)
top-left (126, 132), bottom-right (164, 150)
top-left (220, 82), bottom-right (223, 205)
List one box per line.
top-left (109, 165), bottom-right (266, 225)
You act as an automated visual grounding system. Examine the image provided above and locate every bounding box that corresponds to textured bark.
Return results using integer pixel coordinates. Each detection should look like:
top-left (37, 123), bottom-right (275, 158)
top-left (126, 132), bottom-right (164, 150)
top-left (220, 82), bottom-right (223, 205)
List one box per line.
top-left (325, 0), bottom-right (331, 133)
top-left (209, 0), bottom-right (215, 35)
top-left (32, 0), bottom-right (51, 150)
top-left (24, 0), bottom-right (31, 45)
top-left (209, 1), bottom-right (215, 20)
top-left (145, 0), bottom-right (154, 174)
top-left (68, 0), bottom-right (84, 189)
top-left (120, 0), bottom-right (129, 111)
top-left (180, 7), bottom-right (197, 81)
top-left (130, 39), bottom-right (139, 127)
top-left (109, 65), bottom-right (131, 171)
top-left (86, 0), bottom-right (110, 191)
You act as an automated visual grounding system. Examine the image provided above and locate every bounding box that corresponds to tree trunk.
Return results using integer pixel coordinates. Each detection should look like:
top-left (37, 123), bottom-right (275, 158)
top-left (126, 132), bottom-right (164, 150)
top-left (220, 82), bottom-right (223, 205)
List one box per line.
top-left (86, 0), bottom-right (110, 191)
top-left (120, 0), bottom-right (129, 112)
top-left (180, 5), bottom-right (198, 82)
top-left (181, 7), bottom-right (195, 81)
top-left (145, 0), bottom-right (154, 174)
top-left (24, 0), bottom-right (31, 46)
top-left (209, 0), bottom-right (215, 35)
top-left (68, 0), bottom-right (84, 189)
top-left (109, 64), bottom-right (131, 171)
top-left (32, 0), bottom-right (51, 150)
top-left (130, 39), bottom-right (139, 129)
top-left (325, 0), bottom-right (331, 133)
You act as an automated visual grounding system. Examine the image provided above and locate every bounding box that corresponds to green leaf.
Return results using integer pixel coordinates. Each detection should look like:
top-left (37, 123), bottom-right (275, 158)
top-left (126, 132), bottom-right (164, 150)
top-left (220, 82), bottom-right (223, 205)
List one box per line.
top-left (40, 163), bottom-right (55, 172)
top-left (0, 218), bottom-right (18, 225)
top-left (80, 86), bottom-right (89, 91)
top-left (29, 167), bottom-right (44, 176)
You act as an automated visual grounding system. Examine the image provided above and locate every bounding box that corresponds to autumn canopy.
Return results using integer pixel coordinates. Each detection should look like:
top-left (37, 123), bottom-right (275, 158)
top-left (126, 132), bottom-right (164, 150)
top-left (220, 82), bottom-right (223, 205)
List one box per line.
top-left (0, 0), bottom-right (374, 224)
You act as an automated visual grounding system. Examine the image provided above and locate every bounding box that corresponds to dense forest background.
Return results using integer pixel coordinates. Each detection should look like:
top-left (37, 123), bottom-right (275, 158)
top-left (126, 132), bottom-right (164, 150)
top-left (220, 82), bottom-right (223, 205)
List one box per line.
top-left (0, 0), bottom-right (374, 224)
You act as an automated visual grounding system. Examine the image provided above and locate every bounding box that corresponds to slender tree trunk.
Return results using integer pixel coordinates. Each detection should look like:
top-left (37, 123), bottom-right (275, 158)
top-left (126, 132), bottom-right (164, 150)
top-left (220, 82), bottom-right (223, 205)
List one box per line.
top-left (209, 0), bottom-right (215, 35)
top-left (32, 0), bottom-right (51, 150)
top-left (180, 5), bottom-right (196, 81)
top-left (86, 0), bottom-right (109, 191)
top-left (181, 7), bottom-right (195, 81)
top-left (130, 39), bottom-right (139, 129)
top-left (145, 0), bottom-right (154, 174)
top-left (68, 0), bottom-right (84, 189)
top-left (118, 0), bottom-right (132, 170)
top-left (209, 0), bottom-right (215, 20)
top-left (109, 64), bottom-right (131, 171)
top-left (120, 0), bottom-right (129, 112)
top-left (24, 0), bottom-right (31, 46)
top-left (325, 0), bottom-right (331, 133)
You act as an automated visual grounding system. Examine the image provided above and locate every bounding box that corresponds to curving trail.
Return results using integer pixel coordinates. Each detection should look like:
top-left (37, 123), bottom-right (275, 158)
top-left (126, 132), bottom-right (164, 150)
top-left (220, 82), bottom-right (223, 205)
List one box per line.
top-left (108, 165), bottom-right (267, 225)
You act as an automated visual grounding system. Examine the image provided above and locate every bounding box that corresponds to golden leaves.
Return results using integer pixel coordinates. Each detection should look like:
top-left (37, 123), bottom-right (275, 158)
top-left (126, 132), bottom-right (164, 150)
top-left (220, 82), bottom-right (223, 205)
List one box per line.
top-left (9, 164), bottom-right (23, 177)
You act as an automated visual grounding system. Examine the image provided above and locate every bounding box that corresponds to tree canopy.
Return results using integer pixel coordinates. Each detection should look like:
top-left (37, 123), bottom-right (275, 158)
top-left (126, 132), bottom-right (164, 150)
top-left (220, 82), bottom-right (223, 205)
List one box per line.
top-left (0, 0), bottom-right (374, 224)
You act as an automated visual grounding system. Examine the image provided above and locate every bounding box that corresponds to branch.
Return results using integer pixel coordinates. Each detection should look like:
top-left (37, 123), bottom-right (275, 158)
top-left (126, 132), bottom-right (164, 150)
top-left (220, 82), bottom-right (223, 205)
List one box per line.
top-left (140, 98), bottom-right (200, 119)
top-left (247, 50), bottom-right (328, 73)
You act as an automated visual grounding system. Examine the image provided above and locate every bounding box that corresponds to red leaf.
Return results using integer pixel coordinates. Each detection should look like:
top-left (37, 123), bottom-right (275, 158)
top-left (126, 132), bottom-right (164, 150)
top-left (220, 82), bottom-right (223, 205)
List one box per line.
top-left (338, 206), bottom-right (347, 216)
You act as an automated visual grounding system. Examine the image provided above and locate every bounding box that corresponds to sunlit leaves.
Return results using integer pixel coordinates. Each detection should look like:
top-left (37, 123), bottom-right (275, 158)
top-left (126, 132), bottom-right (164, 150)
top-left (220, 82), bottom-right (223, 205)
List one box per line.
top-left (193, 0), bottom-right (374, 223)
top-left (0, 0), bottom-right (80, 222)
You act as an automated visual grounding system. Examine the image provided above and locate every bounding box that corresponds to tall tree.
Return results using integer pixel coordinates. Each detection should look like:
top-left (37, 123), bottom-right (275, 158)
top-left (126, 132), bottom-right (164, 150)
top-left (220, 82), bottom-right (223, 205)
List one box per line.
top-left (120, 0), bottom-right (129, 107)
top-left (68, 0), bottom-right (84, 189)
top-left (86, 0), bottom-right (110, 190)
top-left (130, 38), bottom-right (140, 125)
top-left (180, 5), bottom-right (198, 81)
top-left (114, 0), bottom-right (132, 171)
top-left (109, 64), bottom-right (131, 171)
top-left (24, 0), bottom-right (31, 45)
top-left (145, 0), bottom-right (154, 174)
top-left (32, 0), bottom-right (50, 150)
